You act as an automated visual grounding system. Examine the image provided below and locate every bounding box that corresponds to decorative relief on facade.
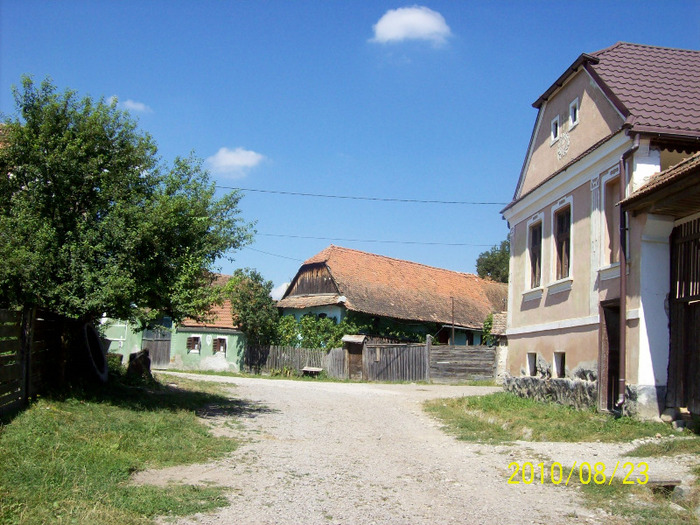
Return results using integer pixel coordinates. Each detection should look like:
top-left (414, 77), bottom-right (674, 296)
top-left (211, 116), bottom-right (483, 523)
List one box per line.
top-left (590, 176), bottom-right (600, 192)
top-left (556, 131), bottom-right (571, 160)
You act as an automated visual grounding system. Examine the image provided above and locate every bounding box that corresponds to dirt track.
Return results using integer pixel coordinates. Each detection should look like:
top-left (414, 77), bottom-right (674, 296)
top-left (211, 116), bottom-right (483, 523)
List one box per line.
top-left (137, 373), bottom-right (697, 525)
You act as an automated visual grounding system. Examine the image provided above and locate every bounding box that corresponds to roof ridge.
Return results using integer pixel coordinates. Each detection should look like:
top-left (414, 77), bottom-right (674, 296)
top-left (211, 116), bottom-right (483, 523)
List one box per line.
top-left (592, 41), bottom-right (700, 56)
top-left (319, 244), bottom-right (483, 279)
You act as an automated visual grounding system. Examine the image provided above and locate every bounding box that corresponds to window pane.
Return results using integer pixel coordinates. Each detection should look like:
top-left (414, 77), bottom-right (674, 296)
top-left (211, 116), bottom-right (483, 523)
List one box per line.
top-left (555, 207), bottom-right (571, 279)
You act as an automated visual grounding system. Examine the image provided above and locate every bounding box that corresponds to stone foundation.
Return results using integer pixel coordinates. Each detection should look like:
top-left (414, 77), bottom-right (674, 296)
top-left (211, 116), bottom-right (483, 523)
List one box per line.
top-left (503, 375), bottom-right (597, 410)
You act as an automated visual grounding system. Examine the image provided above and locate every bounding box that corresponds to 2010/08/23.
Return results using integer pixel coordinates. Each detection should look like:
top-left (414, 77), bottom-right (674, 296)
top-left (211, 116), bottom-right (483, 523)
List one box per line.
top-left (507, 461), bottom-right (649, 486)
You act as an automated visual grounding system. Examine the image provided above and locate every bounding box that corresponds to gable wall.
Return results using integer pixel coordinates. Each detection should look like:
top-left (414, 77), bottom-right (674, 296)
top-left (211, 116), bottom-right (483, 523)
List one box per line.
top-left (286, 264), bottom-right (338, 296)
top-left (519, 70), bottom-right (625, 197)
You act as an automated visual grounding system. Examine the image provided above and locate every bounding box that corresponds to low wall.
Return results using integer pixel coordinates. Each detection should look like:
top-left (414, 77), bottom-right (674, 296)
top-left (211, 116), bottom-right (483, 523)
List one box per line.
top-left (503, 376), bottom-right (597, 410)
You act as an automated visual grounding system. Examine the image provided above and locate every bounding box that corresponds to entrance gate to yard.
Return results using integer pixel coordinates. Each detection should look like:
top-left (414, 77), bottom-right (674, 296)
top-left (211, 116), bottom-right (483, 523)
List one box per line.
top-left (667, 217), bottom-right (700, 413)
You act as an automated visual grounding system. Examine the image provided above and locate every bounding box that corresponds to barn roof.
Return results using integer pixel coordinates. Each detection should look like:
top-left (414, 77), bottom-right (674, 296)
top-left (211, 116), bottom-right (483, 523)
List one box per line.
top-left (278, 245), bottom-right (508, 329)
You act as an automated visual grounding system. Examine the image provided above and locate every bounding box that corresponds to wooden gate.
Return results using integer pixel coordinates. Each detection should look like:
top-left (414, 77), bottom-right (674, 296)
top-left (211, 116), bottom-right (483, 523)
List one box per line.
top-left (667, 218), bottom-right (700, 413)
top-left (141, 326), bottom-right (171, 368)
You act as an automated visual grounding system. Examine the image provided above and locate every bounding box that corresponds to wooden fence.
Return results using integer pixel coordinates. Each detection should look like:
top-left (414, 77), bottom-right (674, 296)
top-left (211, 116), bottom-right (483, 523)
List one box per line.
top-left (244, 341), bottom-right (496, 382)
top-left (363, 344), bottom-right (429, 382)
top-left (0, 308), bottom-right (62, 416)
top-left (429, 345), bottom-right (496, 382)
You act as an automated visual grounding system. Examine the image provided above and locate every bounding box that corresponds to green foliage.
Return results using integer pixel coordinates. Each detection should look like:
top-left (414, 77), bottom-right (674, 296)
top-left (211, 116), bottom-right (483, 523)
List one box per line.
top-left (482, 313), bottom-right (495, 346)
top-left (475, 238), bottom-right (510, 283)
top-left (275, 314), bottom-right (357, 349)
top-left (0, 374), bottom-right (244, 524)
top-left (343, 311), bottom-right (427, 342)
top-left (0, 76), bottom-right (254, 324)
top-left (224, 268), bottom-right (279, 346)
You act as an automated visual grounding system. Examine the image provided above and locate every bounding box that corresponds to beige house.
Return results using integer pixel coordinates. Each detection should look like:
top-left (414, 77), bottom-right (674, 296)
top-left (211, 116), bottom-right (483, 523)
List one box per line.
top-left (501, 42), bottom-right (700, 417)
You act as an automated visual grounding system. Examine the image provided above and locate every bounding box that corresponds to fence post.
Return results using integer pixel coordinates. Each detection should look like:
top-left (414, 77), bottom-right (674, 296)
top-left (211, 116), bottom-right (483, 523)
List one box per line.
top-left (425, 335), bottom-right (432, 382)
top-left (19, 307), bottom-right (36, 407)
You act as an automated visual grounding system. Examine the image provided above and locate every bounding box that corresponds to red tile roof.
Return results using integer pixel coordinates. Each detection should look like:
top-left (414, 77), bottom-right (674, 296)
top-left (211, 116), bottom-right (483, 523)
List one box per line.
top-left (279, 245), bottom-right (508, 329)
top-left (180, 274), bottom-right (238, 330)
top-left (589, 42), bottom-right (700, 136)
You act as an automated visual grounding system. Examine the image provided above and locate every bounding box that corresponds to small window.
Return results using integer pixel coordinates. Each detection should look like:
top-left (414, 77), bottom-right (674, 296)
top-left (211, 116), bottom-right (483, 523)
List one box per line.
top-left (569, 98), bottom-right (579, 128)
top-left (529, 222), bottom-right (542, 288)
top-left (213, 337), bottom-right (227, 354)
top-left (553, 352), bottom-right (566, 378)
top-left (186, 336), bottom-right (201, 353)
top-left (527, 353), bottom-right (537, 376)
top-left (550, 116), bottom-right (560, 143)
top-left (555, 206), bottom-right (571, 280)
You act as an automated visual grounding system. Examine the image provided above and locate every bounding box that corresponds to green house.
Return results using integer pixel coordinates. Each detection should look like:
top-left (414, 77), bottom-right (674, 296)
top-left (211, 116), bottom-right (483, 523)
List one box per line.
top-left (101, 277), bottom-right (246, 371)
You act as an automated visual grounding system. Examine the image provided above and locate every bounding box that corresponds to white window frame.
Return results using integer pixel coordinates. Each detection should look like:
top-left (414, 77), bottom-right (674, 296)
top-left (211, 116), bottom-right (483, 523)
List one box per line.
top-left (524, 212), bottom-right (545, 299)
top-left (550, 115), bottom-right (560, 144)
top-left (213, 336), bottom-right (228, 354)
top-left (187, 335), bottom-right (202, 354)
top-left (568, 98), bottom-right (580, 130)
top-left (599, 165), bottom-right (621, 276)
top-left (549, 195), bottom-right (574, 292)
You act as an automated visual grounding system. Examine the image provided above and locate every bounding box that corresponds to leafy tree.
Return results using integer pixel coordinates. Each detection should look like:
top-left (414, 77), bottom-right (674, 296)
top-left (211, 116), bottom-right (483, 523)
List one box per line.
top-left (476, 238), bottom-right (510, 283)
top-left (224, 268), bottom-right (279, 346)
top-left (275, 314), bottom-right (357, 349)
top-left (0, 77), bottom-right (254, 325)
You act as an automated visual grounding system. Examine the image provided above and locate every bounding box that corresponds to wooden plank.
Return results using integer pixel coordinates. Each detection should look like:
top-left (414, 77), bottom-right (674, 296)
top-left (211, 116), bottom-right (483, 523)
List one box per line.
top-left (0, 339), bottom-right (21, 354)
top-left (0, 363), bottom-right (21, 383)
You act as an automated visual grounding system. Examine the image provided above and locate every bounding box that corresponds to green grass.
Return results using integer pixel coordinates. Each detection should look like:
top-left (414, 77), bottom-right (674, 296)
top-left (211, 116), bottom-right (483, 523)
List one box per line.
top-left (628, 436), bottom-right (700, 457)
top-left (0, 368), bottom-right (262, 524)
top-left (424, 392), bottom-right (676, 443)
top-left (577, 475), bottom-right (700, 525)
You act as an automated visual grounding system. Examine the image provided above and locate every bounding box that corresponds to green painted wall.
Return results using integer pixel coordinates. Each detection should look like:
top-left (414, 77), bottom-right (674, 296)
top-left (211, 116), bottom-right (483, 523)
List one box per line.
top-left (101, 318), bottom-right (246, 371)
top-left (170, 327), bottom-right (246, 372)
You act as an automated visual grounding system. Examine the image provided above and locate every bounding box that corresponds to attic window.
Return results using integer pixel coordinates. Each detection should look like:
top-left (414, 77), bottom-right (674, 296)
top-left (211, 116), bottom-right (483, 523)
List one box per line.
top-left (569, 98), bottom-right (580, 128)
top-left (550, 116), bottom-right (560, 143)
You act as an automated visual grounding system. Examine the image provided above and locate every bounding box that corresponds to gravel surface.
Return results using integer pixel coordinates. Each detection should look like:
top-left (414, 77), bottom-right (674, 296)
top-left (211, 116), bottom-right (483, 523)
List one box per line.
top-left (136, 373), bottom-right (698, 525)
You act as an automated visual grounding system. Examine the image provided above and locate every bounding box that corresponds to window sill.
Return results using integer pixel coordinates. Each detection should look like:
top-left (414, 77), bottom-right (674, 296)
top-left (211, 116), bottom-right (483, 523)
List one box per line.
top-left (599, 263), bottom-right (620, 281)
top-left (188, 350), bottom-right (200, 355)
top-left (547, 277), bottom-right (573, 295)
top-left (522, 287), bottom-right (544, 302)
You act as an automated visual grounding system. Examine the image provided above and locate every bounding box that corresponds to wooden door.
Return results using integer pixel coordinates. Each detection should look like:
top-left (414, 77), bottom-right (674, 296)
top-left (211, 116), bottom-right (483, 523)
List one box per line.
top-left (141, 327), bottom-right (171, 368)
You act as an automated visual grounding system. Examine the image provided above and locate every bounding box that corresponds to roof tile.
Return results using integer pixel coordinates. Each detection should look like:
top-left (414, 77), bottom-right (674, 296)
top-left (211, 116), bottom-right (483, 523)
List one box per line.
top-left (590, 42), bottom-right (700, 135)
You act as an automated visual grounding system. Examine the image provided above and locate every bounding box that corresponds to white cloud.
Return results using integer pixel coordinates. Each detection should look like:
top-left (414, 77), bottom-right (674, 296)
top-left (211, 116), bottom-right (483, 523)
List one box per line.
top-left (205, 147), bottom-right (266, 178)
top-left (270, 282), bottom-right (289, 301)
top-left (107, 95), bottom-right (153, 113)
top-left (123, 99), bottom-right (153, 113)
top-left (370, 6), bottom-right (451, 46)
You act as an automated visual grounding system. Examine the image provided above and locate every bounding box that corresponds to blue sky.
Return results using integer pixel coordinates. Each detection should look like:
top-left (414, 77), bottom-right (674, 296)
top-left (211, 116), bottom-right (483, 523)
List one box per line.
top-left (2, 1), bottom-right (699, 297)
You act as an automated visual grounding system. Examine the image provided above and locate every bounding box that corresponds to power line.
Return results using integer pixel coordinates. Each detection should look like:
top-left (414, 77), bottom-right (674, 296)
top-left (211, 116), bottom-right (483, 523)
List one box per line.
top-left (258, 233), bottom-right (494, 247)
top-left (245, 247), bottom-right (304, 262)
top-left (216, 185), bottom-right (508, 206)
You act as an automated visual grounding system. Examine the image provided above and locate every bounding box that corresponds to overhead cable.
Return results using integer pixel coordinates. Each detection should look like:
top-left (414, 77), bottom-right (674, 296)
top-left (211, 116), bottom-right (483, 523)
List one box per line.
top-left (216, 185), bottom-right (508, 206)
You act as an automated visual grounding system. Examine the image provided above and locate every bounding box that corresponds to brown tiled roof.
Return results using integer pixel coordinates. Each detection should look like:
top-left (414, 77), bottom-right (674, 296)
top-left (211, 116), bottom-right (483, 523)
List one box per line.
top-left (280, 245), bottom-right (508, 329)
top-left (180, 274), bottom-right (238, 330)
top-left (622, 150), bottom-right (700, 217)
top-left (589, 42), bottom-right (700, 136)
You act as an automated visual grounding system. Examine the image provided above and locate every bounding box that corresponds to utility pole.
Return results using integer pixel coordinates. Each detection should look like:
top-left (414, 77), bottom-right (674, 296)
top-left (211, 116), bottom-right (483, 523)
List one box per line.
top-left (451, 296), bottom-right (455, 347)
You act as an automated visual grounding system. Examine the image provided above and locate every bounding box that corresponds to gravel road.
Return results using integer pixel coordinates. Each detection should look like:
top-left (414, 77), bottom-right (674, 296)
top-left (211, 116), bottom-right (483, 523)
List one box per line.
top-left (136, 373), bottom-right (698, 525)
